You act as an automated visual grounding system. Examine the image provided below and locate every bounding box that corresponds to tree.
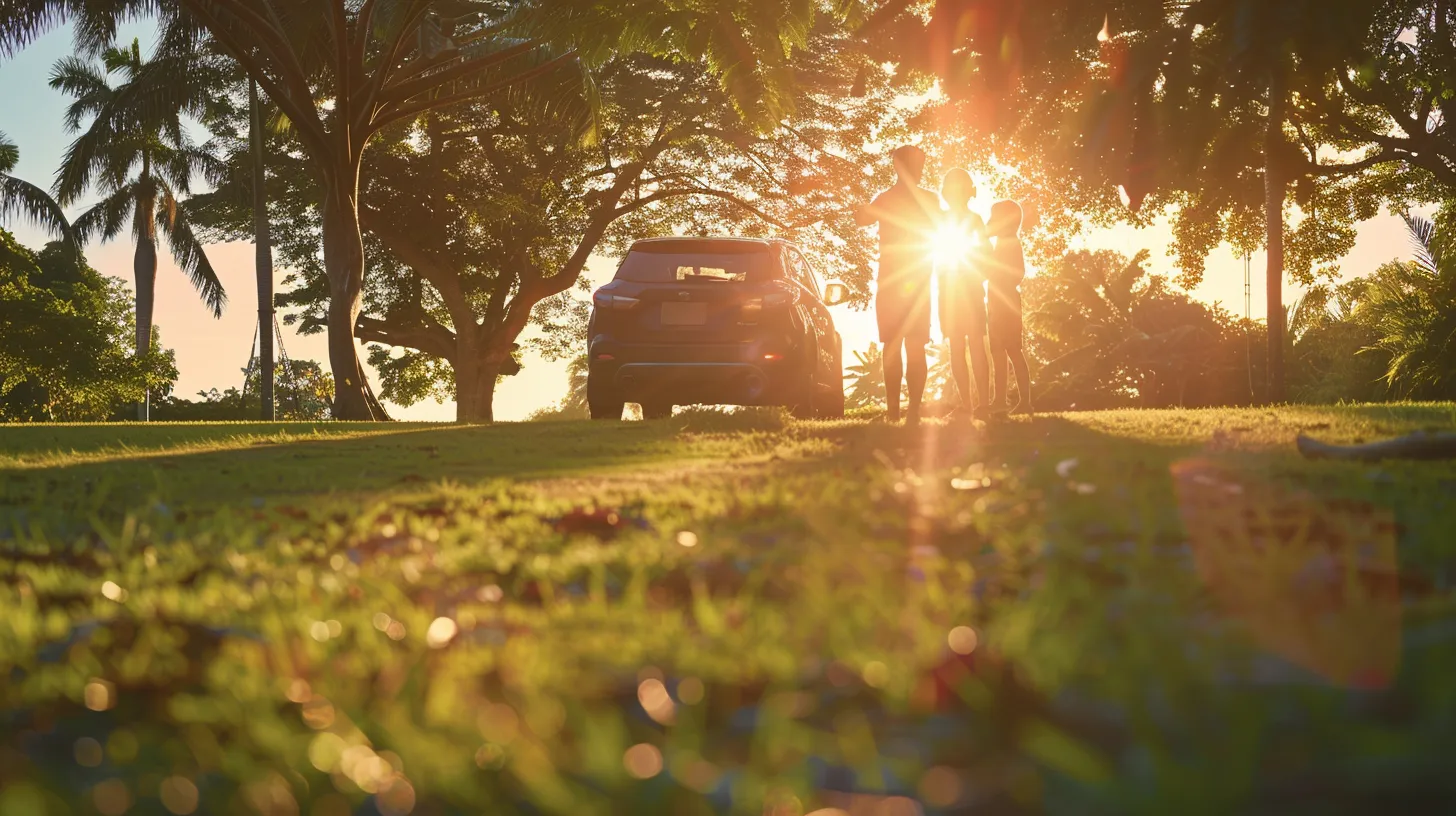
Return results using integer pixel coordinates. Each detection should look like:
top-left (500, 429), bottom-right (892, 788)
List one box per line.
top-left (1, 0), bottom-right (843, 420)
top-left (0, 132), bottom-right (75, 245)
top-left (192, 19), bottom-right (906, 421)
top-left (152, 358), bottom-right (334, 420)
top-left (50, 37), bottom-right (224, 420)
top-left (860, 0), bottom-right (1420, 402)
top-left (1285, 283), bottom-right (1390, 404)
top-left (0, 227), bottom-right (176, 421)
top-left (1024, 248), bottom-right (1261, 409)
top-left (1357, 209), bottom-right (1456, 399)
top-left (843, 342), bottom-right (885, 411)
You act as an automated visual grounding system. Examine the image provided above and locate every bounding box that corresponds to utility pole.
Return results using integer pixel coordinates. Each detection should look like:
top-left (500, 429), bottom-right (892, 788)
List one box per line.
top-left (251, 80), bottom-right (275, 420)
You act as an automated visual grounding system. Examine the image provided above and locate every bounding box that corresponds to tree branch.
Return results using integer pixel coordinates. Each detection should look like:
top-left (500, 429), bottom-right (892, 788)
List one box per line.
top-left (358, 202), bottom-right (475, 331)
top-left (372, 51), bottom-right (576, 130)
top-left (356, 313), bottom-right (457, 361)
top-left (188, 0), bottom-right (318, 120)
top-left (182, 3), bottom-right (332, 161)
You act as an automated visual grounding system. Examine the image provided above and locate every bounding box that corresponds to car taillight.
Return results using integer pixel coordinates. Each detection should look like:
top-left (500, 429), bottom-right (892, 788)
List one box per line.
top-left (764, 283), bottom-right (800, 307)
top-left (592, 290), bottom-right (640, 310)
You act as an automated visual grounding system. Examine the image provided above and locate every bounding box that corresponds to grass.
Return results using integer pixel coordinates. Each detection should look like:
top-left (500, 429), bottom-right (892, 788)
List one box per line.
top-left (2, 405), bottom-right (1455, 815)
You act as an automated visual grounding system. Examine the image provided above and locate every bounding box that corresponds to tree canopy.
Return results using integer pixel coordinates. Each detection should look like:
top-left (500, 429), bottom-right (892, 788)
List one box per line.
top-left (193, 15), bottom-right (913, 421)
top-left (0, 227), bottom-right (176, 420)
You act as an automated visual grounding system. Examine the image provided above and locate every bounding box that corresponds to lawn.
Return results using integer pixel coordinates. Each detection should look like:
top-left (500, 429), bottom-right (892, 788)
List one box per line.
top-left (2, 406), bottom-right (1456, 815)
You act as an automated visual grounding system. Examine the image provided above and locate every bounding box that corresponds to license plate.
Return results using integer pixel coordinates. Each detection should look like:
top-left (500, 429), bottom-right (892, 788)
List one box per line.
top-left (661, 302), bottom-right (707, 326)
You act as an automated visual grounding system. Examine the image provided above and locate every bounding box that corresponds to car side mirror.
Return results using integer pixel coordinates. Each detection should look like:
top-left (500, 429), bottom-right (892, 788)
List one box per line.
top-left (823, 282), bottom-right (849, 306)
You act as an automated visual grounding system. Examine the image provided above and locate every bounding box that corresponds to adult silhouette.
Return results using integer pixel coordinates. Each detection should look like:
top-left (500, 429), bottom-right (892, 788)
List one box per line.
top-left (855, 145), bottom-right (940, 425)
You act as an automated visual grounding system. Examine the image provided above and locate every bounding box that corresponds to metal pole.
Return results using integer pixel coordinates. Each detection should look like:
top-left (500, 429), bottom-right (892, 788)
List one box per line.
top-left (1244, 252), bottom-right (1251, 320)
top-left (251, 80), bottom-right (276, 420)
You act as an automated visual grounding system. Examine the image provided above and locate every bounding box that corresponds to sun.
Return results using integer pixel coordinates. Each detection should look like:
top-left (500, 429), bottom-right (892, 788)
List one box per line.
top-left (928, 222), bottom-right (983, 271)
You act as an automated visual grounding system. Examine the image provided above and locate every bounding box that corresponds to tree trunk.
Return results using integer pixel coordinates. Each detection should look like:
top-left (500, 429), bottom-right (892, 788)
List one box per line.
top-left (251, 81), bottom-right (276, 421)
top-left (454, 328), bottom-right (499, 423)
top-left (320, 162), bottom-right (389, 421)
top-left (1264, 68), bottom-right (1287, 404)
top-left (134, 228), bottom-right (158, 422)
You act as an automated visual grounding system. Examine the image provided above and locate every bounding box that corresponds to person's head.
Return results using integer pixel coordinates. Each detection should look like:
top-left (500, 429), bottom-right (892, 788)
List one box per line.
top-left (891, 144), bottom-right (927, 184)
top-left (989, 199), bottom-right (1023, 238)
top-left (941, 168), bottom-right (975, 208)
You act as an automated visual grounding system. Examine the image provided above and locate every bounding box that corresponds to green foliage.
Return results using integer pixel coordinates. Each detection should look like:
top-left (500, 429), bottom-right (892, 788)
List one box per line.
top-left (1025, 249), bottom-right (1264, 409)
top-left (0, 228), bottom-right (174, 421)
top-left (0, 131), bottom-right (75, 246)
top-left (843, 341), bottom-right (886, 411)
top-left (151, 360), bottom-right (335, 422)
top-left (528, 355), bottom-right (591, 421)
top-left (1355, 211), bottom-right (1456, 399)
top-left (1285, 284), bottom-right (1391, 404)
top-left (2, 407), bottom-right (1456, 812)
top-left (843, 340), bottom-right (956, 413)
top-left (196, 23), bottom-right (910, 420)
top-left (50, 37), bottom-right (226, 316)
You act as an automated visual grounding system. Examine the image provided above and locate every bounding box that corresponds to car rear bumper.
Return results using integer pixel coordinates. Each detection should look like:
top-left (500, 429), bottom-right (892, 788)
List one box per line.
top-left (588, 340), bottom-right (802, 405)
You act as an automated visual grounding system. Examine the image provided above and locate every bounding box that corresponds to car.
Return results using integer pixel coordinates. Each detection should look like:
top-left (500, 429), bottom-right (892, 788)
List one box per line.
top-left (586, 236), bottom-right (850, 420)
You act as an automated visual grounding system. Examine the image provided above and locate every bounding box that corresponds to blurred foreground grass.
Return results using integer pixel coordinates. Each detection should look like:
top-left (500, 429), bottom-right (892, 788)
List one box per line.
top-left (2, 405), bottom-right (1456, 815)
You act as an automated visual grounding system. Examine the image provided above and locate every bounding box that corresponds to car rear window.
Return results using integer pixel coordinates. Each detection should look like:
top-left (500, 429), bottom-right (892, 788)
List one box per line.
top-left (614, 251), bottom-right (779, 283)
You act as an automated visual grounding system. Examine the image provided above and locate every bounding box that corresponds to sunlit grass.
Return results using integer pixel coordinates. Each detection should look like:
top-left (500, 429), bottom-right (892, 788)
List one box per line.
top-left (2, 406), bottom-right (1455, 814)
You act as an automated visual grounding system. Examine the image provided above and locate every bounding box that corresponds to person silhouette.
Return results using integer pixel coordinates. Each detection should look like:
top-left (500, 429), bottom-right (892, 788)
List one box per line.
top-left (987, 199), bottom-right (1033, 414)
top-left (855, 145), bottom-right (941, 425)
top-left (935, 168), bottom-right (990, 416)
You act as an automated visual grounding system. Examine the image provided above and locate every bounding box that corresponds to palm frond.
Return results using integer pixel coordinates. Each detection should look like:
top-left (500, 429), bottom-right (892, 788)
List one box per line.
top-left (72, 183), bottom-right (136, 244)
top-left (158, 184), bottom-right (225, 317)
top-left (49, 55), bottom-right (115, 132)
top-left (0, 131), bottom-right (19, 174)
top-left (159, 145), bottom-right (229, 192)
top-left (1403, 213), bottom-right (1438, 275)
top-left (52, 111), bottom-right (133, 204)
top-left (0, 174), bottom-right (76, 244)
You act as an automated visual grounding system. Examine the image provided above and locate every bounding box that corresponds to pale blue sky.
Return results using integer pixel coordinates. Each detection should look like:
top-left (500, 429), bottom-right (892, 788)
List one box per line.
top-left (0, 20), bottom-right (1426, 420)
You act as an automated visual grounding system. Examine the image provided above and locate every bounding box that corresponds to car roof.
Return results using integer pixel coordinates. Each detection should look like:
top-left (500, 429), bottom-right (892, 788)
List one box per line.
top-left (628, 236), bottom-right (794, 255)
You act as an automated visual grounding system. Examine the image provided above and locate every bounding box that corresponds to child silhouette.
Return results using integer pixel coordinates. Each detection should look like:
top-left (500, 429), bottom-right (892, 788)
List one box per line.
top-left (987, 200), bottom-right (1032, 415)
top-left (935, 168), bottom-right (990, 416)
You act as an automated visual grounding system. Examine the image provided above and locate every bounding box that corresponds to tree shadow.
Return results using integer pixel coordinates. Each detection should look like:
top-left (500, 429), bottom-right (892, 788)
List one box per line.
top-left (3, 412), bottom-right (1456, 813)
top-left (0, 420), bottom-right (732, 531)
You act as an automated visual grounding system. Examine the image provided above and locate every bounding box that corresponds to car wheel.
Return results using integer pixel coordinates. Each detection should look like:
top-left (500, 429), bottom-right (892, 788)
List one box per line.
top-left (789, 350), bottom-right (818, 420)
top-left (815, 339), bottom-right (846, 418)
top-left (587, 375), bottom-right (623, 421)
top-left (642, 402), bottom-right (673, 420)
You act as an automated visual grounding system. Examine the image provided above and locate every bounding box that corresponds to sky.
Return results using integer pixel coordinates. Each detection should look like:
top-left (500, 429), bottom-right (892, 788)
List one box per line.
top-left (0, 23), bottom-right (1425, 422)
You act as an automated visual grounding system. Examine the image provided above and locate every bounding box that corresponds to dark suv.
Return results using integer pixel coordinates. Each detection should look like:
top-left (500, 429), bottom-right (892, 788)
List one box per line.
top-left (587, 237), bottom-right (849, 420)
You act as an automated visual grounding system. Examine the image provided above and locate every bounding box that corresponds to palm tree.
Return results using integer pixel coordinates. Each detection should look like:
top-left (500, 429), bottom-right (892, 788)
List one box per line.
top-left (844, 342), bottom-right (886, 411)
top-left (51, 38), bottom-right (225, 420)
top-left (1358, 212), bottom-right (1456, 399)
top-left (0, 132), bottom-right (75, 245)
top-left (3, 0), bottom-right (828, 420)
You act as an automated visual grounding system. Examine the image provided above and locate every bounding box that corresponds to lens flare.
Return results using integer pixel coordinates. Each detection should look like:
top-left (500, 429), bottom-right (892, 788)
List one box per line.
top-left (929, 223), bottom-right (980, 270)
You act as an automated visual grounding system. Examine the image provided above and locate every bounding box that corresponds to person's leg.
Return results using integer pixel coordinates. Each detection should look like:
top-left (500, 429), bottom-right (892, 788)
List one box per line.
top-left (1010, 347), bottom-right (1032, 412)
top-left (989, 334), bottom-right (1010, 410)
top-left (905, 339), bottom-right (928, 424)
top-left (947, 334), bottom-right (971, 408)
top-left (882, 336), bottom-right (904, 422)
top-left (968, 330), bottom-right (990, 411)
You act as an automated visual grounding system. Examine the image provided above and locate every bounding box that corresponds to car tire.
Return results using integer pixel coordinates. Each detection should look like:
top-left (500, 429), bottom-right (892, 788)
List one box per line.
top-left (789, 343), bottom-right (818, 420)
top-left (587, 375), bottom-right (623, 421)
top-left (816, 338), bottom-right (846, 418)
top-left (642, 402), bottom-right (673, 420)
